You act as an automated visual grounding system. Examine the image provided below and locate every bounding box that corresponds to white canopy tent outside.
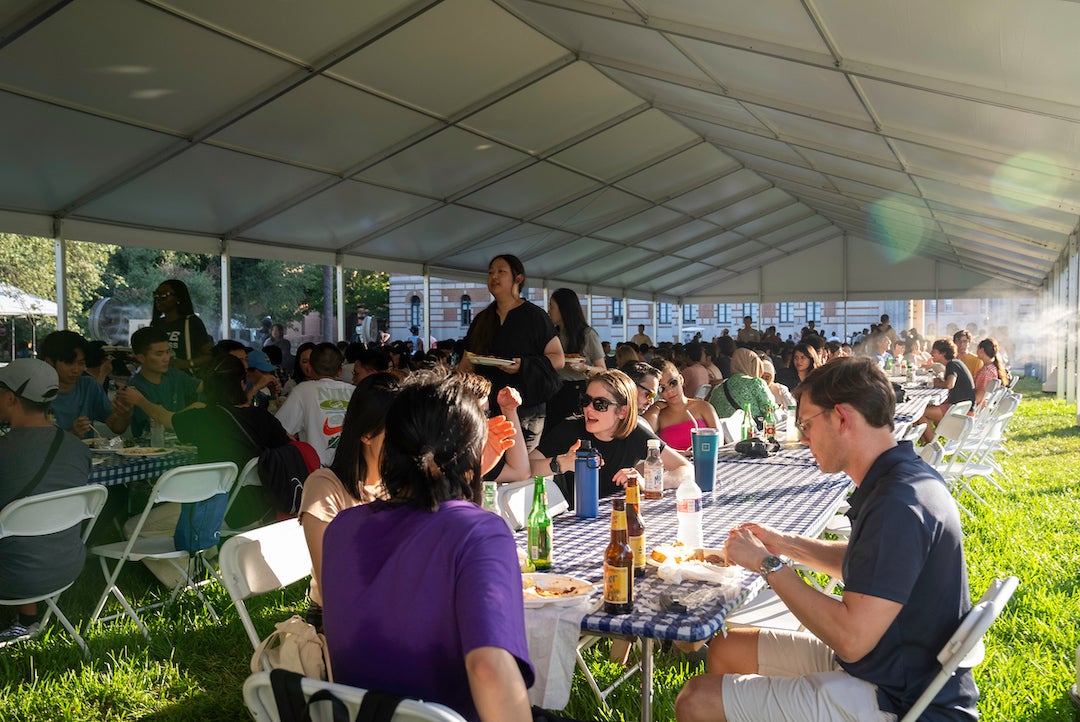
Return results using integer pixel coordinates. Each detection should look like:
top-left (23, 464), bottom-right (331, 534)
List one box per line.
top-left (0, 0), bottom-right (1078, 408)
top-left (0, 282), bottom-right (58, 362)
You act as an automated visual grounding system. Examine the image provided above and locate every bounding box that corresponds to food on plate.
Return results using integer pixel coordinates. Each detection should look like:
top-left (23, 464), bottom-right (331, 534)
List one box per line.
top-left (521, 575), bottom-right (586, 599)
top-left (650, 544), bottom-right (728, 566)
top-left (120, 447), bottom-right (167, 455)
top-left (650, 542), bottom-right (695, 564)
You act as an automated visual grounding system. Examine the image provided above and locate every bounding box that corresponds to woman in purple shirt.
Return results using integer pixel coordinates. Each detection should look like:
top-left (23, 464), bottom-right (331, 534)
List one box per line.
top-left (321, 369), bottom-right (534, 722)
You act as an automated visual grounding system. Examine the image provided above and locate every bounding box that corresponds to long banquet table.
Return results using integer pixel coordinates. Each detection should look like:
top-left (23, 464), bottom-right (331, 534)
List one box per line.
top-left (524, 443), bottom-right (852, 722)
top-left (89, 447), bottom-right (198, 487)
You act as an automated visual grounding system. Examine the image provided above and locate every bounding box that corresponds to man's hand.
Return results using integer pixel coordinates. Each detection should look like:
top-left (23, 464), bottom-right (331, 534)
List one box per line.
top-left (730, 522), bottom-right (786, 554)
top-left (72, 416), bottom-right (92, 437)
top-left (612, 467), bottom-right (642, 489)
top-left (724, 526), bottom-right (771, 570)
top-left (115, 386), bottom-right (143, 410)
top-left (481, 415), bottom-right (516, 475)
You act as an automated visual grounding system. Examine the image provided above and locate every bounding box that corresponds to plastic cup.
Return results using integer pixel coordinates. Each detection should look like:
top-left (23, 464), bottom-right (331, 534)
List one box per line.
top-left (691, 427), bottom-right (720, 492)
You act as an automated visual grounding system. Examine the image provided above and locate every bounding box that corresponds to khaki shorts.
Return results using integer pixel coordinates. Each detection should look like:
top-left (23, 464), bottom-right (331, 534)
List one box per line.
top-left (722, 629), bottom-right (897, 722)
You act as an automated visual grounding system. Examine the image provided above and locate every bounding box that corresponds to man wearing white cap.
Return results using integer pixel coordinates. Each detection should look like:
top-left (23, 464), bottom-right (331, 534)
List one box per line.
top-left (0, 359), bottom-right (92, 641)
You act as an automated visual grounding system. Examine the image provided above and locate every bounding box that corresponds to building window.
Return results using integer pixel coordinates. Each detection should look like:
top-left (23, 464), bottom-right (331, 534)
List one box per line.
top-left (927, 300), bottom-right (937, 313)
top-left (715, 304), bottom-right (731, 324)
top-left (460, 294), bottom-right (472, 327)
top-left (410, 295), bottom-right (422, 328)
top-left (805, 302), bottom-right (823, 324)
top-left (612, 298), bottom-right (623, 324)
top-left (658, 302), bottom-right (672, 325)
top-left (682, 303), bottom-right (698, 324)
top-left (778, 302), bottom-right (793, 323)
top-left (741, 303), bottom-right (759, 320)
top-left (943, 299), bottom-right (953, 312)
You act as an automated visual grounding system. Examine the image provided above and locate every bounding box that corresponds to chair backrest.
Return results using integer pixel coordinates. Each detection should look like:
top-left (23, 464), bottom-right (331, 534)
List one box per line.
top-left (982, 378), bottom-right (1001, 396)
top-left (124, 462), bottom-right (239, 544)
top-left (693, 384), bottom-right (712, 399)
top-left (496, 476), bottom-right (569, 530)
top-left (717, 408), bottom-right (745, 444)
top-left (918, 440), bottom-right (944, 467)
top-left (243, 671), bottom-right (468, 722)
top-left (944, 400), bottom-right (972, 418)
top-left (0, 484), bottom-right (109, 543)
top-left (899, 576), bottom-right (1018, 722)
top-left (219, 519), bottom-right (312, 652)
top-left (935, 412), bottom-right (973, 443)
top-left (224, 457), bottom-right (262, 518)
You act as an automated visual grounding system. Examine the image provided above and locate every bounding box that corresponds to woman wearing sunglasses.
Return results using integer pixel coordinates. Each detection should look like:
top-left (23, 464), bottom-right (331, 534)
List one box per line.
top-left (642, 360), bottom-right (721, 456)
top-left (530, 370), bottom-right (691, 501)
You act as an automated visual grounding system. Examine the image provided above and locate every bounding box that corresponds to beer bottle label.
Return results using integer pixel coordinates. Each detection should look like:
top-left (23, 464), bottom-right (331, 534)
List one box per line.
top-left (626, 484), bottom-right (640, 504)
top-left (529, 527), bottom-right (552, 563)
top-left (610, 510), bottom-right (627, 531)
top-left (604, 563), bottom-right (630, 604)
top-left (629, 533), bottom-right (646, 568)
top-left (676, 497), bottom-right (702, 514)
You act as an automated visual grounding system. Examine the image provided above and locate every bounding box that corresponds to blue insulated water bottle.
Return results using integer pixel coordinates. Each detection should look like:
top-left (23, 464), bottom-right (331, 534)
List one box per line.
top-left (574, 440), bottom-right (601, 518)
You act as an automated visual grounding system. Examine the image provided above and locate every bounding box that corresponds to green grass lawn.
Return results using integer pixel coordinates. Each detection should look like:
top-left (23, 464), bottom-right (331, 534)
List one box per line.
top-left (1, 377), bottom-right (1076, 721)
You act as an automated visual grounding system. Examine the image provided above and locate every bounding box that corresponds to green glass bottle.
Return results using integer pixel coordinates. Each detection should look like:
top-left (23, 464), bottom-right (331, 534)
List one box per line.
top-left (742, 402), bottom-right (756, 440)
top-left (528, 475), bottom-right (553, 571)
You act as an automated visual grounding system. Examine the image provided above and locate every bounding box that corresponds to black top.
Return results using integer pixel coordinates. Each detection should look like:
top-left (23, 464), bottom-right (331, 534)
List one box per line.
top-left (944, 359), bottom-right (975, 406)
top-left (173, 404), bottom-right (291, 469)
top-left (842, 442), bottom-right (977, 721)
top-left (464, 300), bottom-right (558, 409)
top-left (152, 314), bottom-right (213, 364)
top-left (536, 418), bottom-right (665, 499)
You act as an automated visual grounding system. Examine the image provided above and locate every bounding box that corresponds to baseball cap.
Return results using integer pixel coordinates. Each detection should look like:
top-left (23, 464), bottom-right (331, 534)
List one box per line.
top-left (0, 358), bottom-right (59, 402)
top-left (246, 349), bottom-right (277, 372)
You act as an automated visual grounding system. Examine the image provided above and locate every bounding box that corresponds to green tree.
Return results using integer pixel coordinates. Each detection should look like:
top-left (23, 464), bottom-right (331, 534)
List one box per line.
top-left (0, 234), bottom-right (114, 336)
top-left (345, 269), bottom-right (390, 320)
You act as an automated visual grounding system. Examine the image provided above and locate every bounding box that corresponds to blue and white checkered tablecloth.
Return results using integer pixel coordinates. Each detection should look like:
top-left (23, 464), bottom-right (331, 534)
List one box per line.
top-left (89, 448), bottom-right (198, 487)
top-left (894, 387), bottom-right (947, 423)
top-left (529, 459), bottom-right (852, 644)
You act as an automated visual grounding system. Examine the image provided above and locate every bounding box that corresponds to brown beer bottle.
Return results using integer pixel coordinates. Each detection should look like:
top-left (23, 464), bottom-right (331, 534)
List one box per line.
top-left (603, 499), bottom-right (634, 614)
top-left (625, 478), bottom-right (646, 571)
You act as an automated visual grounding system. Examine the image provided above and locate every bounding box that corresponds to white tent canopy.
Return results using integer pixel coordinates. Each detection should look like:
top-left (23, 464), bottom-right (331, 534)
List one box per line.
top-left (0, 283), bottom-right (58, 317)
top-left (0, 0), bottom-right (1077, 303)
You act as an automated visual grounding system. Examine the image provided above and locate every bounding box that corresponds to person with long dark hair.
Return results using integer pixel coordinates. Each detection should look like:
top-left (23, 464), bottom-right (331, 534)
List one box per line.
top-left (974, 337), bottom-right (1009, 406)
top-left (322, 369), bottom-right (534, 721)
top-left (774, 342), bottom-right (820, 390)
top-left (148, 279), bottom-right (213, 375)
top-left (460, 254), bottom-right (564, 452)
top-left (542, 288), bottom-right (604, 440)
top-left (299, 373), bottom-right (400, 625)
top-left (281, 341), bottom-right (316, 397)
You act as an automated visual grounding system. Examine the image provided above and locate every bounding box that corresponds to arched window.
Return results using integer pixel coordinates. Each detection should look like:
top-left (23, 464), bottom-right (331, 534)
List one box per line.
top-left (460, 294), bottom-right (472, 326)
top-left (410, 295), bottom-right (421, 328)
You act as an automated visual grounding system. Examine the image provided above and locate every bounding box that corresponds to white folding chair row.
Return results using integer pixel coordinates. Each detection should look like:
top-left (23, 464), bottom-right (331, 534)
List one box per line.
top-left (0, 485), bottom-right (109, 655)
top-left (244, 671), bottom-right (467, 722)
top-left (89, 462), bottom-right (238, 639)
top-left (495, 476), bottom-right (569, 531)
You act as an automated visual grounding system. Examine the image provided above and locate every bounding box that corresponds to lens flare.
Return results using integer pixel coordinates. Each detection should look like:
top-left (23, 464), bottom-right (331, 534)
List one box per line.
top-left (991, 152), bottom-right (1064, 213)
top-left (867, 195), bottom-right (930, 263)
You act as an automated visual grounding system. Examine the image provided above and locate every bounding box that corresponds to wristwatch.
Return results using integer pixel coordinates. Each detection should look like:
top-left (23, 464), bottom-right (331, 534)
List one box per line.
top-left (759, 555), bottom-right (786, 584)
top-left (550, 456), bottom-right (562, 475)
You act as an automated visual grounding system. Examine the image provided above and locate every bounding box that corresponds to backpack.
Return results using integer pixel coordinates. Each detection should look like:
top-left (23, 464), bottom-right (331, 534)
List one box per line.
top-left (252, 615), bottom-right (333, 681)
top-left (258, 441), bottom-right (319, 515)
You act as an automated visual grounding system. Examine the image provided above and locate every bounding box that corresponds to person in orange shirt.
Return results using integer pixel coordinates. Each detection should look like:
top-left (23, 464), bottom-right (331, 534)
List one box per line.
top-left (952, 329), bottom-right (983, 378)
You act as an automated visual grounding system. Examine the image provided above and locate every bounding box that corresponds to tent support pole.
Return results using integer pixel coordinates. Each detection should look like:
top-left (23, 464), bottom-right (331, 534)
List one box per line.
top-left (335, 255), bottom-right (345, 343)
top-left (220, 240), bottom-right (231, 341)
top-left (622, 293), bottom-right (628, 343)
top-left (423, 267), bottom-right (431, 350)
top-left (53, 219), bottom-right (67, 330)
top-left (586, 285), bottom-right (593, 326)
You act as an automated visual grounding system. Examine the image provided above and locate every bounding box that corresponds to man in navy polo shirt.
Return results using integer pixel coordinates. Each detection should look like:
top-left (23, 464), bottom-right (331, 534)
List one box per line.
top-left (677, 357), bottom-right (977, 722)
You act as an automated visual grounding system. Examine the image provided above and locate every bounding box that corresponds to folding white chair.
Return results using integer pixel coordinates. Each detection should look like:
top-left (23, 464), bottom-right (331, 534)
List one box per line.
top-left (900, 422), bottom-right (926, 444)
top-left (89, 461), bottom-right (237, 639)
top-left (495, 476), bottom-right (569, 531)
top-left (243, 671), bottom-right (467, 722)
top-left (219, 519), bottom-right (312, 661)
top-left (717, 408), bottom-right (746, 444)
top-left (899, 576), bottom-right (1018, 722)
top-left (693, 384), bottom-right (712, 400)
top-left (220, 457), bottom-right (265, 538)
top-left (0, 484), bottom-right (108, 656)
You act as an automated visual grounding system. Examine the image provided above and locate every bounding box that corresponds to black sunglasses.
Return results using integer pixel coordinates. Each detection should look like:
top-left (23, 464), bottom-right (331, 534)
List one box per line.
top-left (580, 393), bottom-right (624, 413)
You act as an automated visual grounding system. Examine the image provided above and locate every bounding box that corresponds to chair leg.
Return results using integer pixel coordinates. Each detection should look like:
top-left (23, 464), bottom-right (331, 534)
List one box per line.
top-left (92, 557), bottom-right (151, 639)
top-left (43, 598), bottom-right (90, 657)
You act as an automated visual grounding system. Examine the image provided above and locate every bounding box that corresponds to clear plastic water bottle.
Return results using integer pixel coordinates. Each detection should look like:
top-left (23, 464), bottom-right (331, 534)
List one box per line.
top-left (643, 439), bottom-right (664, 500)
top-left (787, 403), bottom-right (800, 443)
top-left (675, 474), bottom-right (703, 548)
top-left (150, 418), bottom-right (165, 448)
